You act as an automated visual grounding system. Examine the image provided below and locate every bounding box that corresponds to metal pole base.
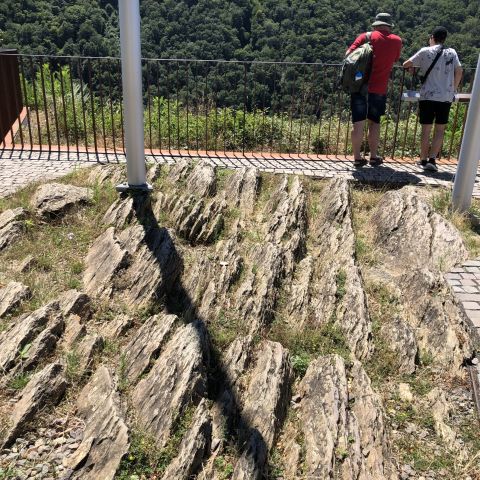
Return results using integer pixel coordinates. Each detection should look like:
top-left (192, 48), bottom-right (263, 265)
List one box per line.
top-left (116, 182), bottom-right (153, 193)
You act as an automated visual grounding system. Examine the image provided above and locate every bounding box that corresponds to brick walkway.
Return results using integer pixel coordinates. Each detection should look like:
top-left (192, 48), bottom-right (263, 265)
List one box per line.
top-left (2, 148), bottom-right (480, 199)
top-left (446, 262), bottom-right (480, 339)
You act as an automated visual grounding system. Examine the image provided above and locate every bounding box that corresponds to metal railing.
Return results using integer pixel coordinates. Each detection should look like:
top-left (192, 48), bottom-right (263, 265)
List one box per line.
top-left (0, 53), bottom-right (475, 163)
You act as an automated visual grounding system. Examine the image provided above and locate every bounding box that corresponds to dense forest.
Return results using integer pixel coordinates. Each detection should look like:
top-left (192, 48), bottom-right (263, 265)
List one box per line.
top-left (0, 0), bottom-right (479, 65)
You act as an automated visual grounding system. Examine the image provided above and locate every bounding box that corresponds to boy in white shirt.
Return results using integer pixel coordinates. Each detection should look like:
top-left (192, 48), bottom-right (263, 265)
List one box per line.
top-left (403, 26), bottom-right (463, 172)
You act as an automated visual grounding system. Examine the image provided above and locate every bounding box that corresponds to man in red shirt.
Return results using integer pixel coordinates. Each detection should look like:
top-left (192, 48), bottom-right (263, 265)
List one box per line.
top-left (346, 13), bottom-right (402, 167)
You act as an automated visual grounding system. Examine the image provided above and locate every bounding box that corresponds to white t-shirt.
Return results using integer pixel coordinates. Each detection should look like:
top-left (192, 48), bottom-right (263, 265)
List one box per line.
top-left (408, 45), bottom-right (461, 102)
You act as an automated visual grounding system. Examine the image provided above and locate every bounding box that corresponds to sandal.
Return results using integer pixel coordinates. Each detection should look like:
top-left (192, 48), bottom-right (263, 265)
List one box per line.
top-left (369, 156), bottom-right (384, 166)
top-left (354, 158), bottom-right (368, 168)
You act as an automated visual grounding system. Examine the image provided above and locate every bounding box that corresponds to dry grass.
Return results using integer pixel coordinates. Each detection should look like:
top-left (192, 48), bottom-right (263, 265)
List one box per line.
top-left (0, 168), bottom-right (117, 321)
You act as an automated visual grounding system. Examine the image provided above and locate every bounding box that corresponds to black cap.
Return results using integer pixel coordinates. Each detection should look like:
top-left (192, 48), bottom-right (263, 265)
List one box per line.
top-left (431, 26), bottom-right (448, 43)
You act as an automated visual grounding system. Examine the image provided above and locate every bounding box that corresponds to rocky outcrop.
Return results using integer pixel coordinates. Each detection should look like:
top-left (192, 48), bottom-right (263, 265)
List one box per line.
top-left (102, 193), bottom-right (151, 230)
top-left (161, 399), bottom-right (212, 480)
top-left (183, 235), bottom-right (244, 321)
top-left (57, 289), bottom-right (91, 321)
top-left (74, 334), bottom-right (104, 376)
top-left (100, 313), bottom-right (133, 339)
top-left (224, 167), bottom-right (260, 215)
top-left (12, 312), bottom-right (64, 374)
top-left (83, 227), bottom-right (131, 300)
top-left (380, 316), bottom-right (418, 374)
top-left (0, 281), bottom-right (30, 318)
top-left (285, 178), bottom-right (372, 360)
top-left (132, 321), bottom-right (208, 448)
top-left (116, 224), bottom-right (182, 308)
top-left (64, 366), bottom-right (129, 480)
top-left (366, 187), bottom-right (474, 371)
top-left (0, 304), bottom-right (60, 375)
top-left (1, 363), bottom-right (67, 448)
top-left (31, 183), bottom-right (91, 219)
top-left (83, 223), bottom-right (182, 309)
top-left (0, 207), bottom-right (26, 251)
top-left (399, 268), bottom-right (472, 369)
top-left (123, 312), bottom-right (179, 383)
top-left (232, 341), bottom-right (293, 479)
top-left (87, 164), bottom-right (125, 186)
top-left (282, 354), bottom-right (395, 480)
top-left (233, 176), bottom-right (307, 333)
top-left (371, 187), bottom-right (467, 271)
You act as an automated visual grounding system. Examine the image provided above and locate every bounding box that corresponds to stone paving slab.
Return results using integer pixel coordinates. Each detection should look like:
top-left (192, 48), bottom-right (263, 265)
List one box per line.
top-left (446, 264), bottom-right (480, 340)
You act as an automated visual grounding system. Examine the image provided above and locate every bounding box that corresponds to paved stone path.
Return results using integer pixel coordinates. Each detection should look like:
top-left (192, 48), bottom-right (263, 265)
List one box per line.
top-left (1, 148), bottom-right (480, 344)
top-left (2, 149), bottom-right (480, 199)
top-left (446, 262), bottom-right (480, 339)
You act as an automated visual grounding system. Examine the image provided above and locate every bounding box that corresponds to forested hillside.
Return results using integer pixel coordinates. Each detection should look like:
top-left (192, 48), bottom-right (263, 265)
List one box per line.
top-left (0, 0), bottom-right (479, 64)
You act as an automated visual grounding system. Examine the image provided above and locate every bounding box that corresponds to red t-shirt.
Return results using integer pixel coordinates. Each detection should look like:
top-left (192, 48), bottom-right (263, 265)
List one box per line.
top-left (348, 30), bottom-right (402, 95)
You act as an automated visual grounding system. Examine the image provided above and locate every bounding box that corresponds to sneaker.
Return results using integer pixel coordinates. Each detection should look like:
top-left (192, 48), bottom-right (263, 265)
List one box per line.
top-left (424, 158), bottom-right (438, 172)
top-left (354, 158), bottom-right (368, 168)
top-left (417, 159), bottom-right (428, 167)
top-left (369, 156), bottom-right (384, 166)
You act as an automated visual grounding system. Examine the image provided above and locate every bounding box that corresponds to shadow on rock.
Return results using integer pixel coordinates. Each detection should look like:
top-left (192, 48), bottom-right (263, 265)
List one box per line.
top-left (351, 163), bottom-right (423, 187)
top-left (131, 192), bottom-right (274, 479)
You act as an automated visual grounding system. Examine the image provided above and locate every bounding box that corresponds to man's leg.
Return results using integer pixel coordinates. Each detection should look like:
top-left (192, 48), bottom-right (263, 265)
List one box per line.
top-left (350, 92), bottom-right (367, 164)
top-left (420, 124), bottom-right (433, 160)
top-left (352, 120), bottom-right (365, 160)
top-left (366, 93), bottom-right (386, 164)
top-left (367, 119), bottom-right (381, 158)
top-left (429, 123), bottom-right (447, 158)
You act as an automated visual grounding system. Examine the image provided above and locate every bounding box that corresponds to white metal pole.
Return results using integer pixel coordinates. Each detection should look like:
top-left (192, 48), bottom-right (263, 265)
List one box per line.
top-left (452, 55), bottom-right (480, 212)
top-left (117, 0), bottom-right (151, 192)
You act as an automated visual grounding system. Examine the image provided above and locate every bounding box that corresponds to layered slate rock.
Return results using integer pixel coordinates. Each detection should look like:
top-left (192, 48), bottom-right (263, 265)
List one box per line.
top-left (0, 281), bottom-right (30, 318)
top-left (31, 183), bottom-right (91, 219)
top-left (12, 312), bottom-right (64, 374)
top-left (64, 366), bottom-right (129, 480)
top-left (122, 312), bottom-right (179, 383)
top-left (286, 177), bottom-right (372, 360)
top-left (132, 321), bottom-right (208, 449)
top-left (83, 227), bottom-right (131, 300)
top-left (0, 304), bottom-right (60, 375)
top-left (116, 224), bottom-right (182, 308)
top-left (84, 222), bottom-right (182, 308)
top-left (87, 164), bottom-right (125, 186)
top-left (372, 187), bottom-right (467, 271)
top-left (1, 363), bottom-right (67, 448)
top-left (380, 316), bottom-right (418, 374)
top-left (155, 161), bottom-right (223, 244)
top-left (233, 176), bottom-right (307, 333)
top-left (283, 354), bottom-right (395, 480)
top-left (183, 234), bottom-right (244, 321)
top-left (398, 268), bottom-right (472, 369)
top-left (74, 334), bottom-right (104, 377)
top-left (0, 207), bottom-right (26, 251)
top-left (100, 313), bottom-right (133, 339)
top-left (57, 289), bottom-right (91, 321)
top-left (102, 193), bottom-right (151, 230)
top-left (232, 341), bottom-right (293, 479)
top-left (161, 399), bottom-right (212, 480)
top-left (223, 167), bottom-right (260, 215)
top-left (369, 187), bottom-right (473, 370)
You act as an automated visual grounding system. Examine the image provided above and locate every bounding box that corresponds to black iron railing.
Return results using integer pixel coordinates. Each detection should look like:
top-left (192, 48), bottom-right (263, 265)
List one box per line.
top-left (0, 53), bottom-right (475, 163)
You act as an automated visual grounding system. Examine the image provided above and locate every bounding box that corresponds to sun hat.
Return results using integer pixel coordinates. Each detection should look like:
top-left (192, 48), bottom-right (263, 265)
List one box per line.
top-left (372, 13), bottom-right (394, 28)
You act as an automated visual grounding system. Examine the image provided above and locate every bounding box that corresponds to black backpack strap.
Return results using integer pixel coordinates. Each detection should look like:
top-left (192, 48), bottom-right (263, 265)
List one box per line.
top-left (420, 46), bottom-right (444, 84)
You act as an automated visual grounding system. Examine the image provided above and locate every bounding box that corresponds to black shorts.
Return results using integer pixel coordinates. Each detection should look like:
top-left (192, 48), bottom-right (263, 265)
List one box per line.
top-left (351, 92), bottom-right (387, 124)
top-left (419, 100), bottom-right (452, 125)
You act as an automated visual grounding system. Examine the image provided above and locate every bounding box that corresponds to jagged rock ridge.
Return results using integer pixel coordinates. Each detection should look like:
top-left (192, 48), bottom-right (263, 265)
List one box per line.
top-left (0, 163), bottom-right (477, 480)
